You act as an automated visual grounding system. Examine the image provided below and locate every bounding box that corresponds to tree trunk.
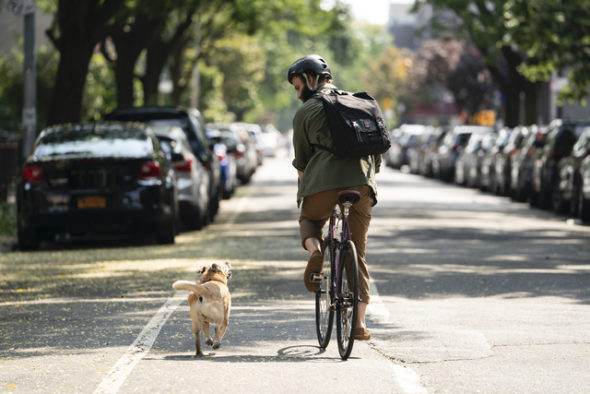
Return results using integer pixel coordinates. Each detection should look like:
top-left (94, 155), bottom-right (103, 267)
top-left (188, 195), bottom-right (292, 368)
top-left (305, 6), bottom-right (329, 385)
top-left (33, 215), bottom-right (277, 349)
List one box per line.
top-left (143, 42), bottom-right (167, 105)
top-left (45, 0), bottom-right (123, 125)
top-left (114, 50), bottom-right (137, 108)
top-left (47, 44), bottom-right (94, 125)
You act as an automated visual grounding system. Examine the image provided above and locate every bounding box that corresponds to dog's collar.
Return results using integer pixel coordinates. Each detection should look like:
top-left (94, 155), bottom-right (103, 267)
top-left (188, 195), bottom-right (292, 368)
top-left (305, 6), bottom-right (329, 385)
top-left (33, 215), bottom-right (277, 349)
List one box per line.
top-left (202, 278), bottom-right (227, 285)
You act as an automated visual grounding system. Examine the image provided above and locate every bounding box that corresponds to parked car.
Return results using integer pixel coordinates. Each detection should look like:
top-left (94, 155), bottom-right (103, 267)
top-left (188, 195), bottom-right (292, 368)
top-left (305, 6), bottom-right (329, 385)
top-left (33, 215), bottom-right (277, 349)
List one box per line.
top-left (436, 125), bottom-right (495, 182)
top-left (509, 125), bottom-right (548, 202)
top-left (407, 126), bottom-right (436, 174)
top-left (577, 154), bottom-right (590, 221)
top-left (480, 127), bottom-right (511, 192)
top-left (207, 123), bottom-right (258, 184)
top-left (493, 126), bottom-right (529, 196)
top-left (420, 127), bottom-right (448, 177)
top-left (556, 126), bottom-right (590, 215)
top-left (530, 119), bottom-right (590, 210)
top-left (238, 122), bottom-right (265, 164)
top-left (103, 106), bottom-right (222, 222)
top-left (153, 125), bottom-right (210, 230)
top-left (260, 123), bottom-right (284, 158)
top-left (385, 124), bottom-right (427, 169)
top-left (455, 132), bottom-right (497, 188)
top-left (16, 122), bottom-right (178, 250)
top-left (206, 128), bottom-right (238, 199)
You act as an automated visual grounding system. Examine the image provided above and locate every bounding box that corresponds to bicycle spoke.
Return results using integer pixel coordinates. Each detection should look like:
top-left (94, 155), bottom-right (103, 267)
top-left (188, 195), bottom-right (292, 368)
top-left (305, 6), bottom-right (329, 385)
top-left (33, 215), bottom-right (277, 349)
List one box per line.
top-left (315, 241), bottom-right (334, 348)
top-left (336, 241), bottom-right (359, 360)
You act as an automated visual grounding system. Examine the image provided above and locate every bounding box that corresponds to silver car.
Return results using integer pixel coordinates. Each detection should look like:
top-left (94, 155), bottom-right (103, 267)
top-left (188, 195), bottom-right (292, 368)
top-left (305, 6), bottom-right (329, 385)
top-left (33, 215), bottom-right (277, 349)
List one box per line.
top-left (153, 125), bottom-right (210, 230)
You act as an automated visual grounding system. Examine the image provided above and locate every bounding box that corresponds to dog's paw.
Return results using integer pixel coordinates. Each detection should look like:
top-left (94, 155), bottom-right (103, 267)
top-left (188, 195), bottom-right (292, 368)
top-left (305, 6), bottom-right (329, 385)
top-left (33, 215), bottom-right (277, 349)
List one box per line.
top-left (205, 338), bottom-right (214, 347)
top-left (212, 342), bottom-right (221, 350)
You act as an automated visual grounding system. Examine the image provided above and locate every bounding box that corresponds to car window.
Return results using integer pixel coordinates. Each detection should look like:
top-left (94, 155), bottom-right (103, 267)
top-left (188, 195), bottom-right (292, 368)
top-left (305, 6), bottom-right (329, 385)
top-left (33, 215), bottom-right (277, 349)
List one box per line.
top-left (34, 124), bottom-right (153, 159)
top-left (456, 133), bottom-right (471, 145)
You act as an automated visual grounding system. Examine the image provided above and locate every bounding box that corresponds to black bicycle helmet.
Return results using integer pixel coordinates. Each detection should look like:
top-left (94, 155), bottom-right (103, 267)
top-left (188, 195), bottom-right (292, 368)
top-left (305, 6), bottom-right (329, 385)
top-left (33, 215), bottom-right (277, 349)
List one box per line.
top-left (287, 54), bottom-right (331, 84)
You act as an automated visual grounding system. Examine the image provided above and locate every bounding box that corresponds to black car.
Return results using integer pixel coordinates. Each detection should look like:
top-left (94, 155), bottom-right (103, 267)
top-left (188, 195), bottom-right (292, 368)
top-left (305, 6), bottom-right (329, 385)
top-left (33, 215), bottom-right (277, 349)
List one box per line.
top-left (530, 119), bottom-right (590, 210)
top-left (556, 126), bottom-right (590, 215)
top-left (103, 106), bottom-right (222, 222)
top-left (16, 122), bottom-right (178, 250)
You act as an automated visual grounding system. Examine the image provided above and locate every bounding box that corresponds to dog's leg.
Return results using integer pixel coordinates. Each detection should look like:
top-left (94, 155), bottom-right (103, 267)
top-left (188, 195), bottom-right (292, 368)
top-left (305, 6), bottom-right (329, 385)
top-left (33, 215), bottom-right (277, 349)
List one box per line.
top-left (212, 322), bottom-right (228, 350)
top-left (194, 329), bottom-right (203, 356)
top-left (202, 322), bottom-right (214, 347)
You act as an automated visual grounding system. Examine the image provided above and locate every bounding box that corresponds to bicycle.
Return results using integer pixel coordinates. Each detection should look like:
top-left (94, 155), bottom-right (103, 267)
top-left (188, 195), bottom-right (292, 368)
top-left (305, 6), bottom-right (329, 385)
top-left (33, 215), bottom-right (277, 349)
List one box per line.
top-left (312, 190), bottom-right (360, 360)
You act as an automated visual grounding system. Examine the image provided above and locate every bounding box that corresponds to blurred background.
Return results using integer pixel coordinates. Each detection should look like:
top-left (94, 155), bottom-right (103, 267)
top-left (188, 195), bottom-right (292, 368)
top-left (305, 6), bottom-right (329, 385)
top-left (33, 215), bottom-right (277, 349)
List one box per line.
top-left (2, 0), bottom-right (590, 241)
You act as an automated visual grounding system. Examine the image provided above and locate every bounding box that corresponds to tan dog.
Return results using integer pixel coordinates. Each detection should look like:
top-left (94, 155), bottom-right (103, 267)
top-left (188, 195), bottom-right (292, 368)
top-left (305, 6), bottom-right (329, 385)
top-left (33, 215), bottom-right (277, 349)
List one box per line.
top-left (173, 262), bottom-right (232, 356)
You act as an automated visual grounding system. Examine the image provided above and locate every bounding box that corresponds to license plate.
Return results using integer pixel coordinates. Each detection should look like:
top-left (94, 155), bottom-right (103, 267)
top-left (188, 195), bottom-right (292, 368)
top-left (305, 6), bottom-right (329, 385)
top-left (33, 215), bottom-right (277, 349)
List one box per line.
top-left (77, 195), bottom-right (106, 209)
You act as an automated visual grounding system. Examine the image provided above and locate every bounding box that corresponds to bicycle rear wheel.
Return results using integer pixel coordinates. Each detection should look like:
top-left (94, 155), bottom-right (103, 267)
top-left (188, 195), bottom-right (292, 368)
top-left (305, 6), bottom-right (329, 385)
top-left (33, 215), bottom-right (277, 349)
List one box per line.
top-left (315, 240), bottom-right (334, 348)
top-left (336, 240), bottom-right (359, 360)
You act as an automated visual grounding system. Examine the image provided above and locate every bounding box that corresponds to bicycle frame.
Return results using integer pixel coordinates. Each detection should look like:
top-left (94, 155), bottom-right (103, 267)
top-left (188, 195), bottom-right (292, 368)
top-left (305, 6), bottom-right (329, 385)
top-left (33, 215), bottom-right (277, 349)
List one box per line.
top-left (315, 190), bottom-right (360, 359)
top-left (326, 202), bottom-right (353, 307)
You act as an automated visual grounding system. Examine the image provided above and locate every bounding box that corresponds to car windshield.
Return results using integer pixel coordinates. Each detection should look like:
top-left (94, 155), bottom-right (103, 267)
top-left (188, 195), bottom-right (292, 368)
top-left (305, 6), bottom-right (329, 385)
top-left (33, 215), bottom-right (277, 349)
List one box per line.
top-left (34, 123), bottom-right (153, 159)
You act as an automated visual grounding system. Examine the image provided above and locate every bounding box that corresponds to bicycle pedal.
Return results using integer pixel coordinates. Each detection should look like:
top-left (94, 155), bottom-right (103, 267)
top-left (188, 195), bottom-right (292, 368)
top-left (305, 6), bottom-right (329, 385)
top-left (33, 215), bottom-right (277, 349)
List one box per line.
top-left (310, 273), bottom-right (322, 283)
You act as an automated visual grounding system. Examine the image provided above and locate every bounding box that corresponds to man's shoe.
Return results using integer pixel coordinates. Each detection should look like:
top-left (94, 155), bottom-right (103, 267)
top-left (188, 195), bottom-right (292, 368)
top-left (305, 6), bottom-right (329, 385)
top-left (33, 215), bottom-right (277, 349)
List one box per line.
top-left (354, 327), bottom-right (371, 340)
top-left (304, 250), bottom-right (323, 292)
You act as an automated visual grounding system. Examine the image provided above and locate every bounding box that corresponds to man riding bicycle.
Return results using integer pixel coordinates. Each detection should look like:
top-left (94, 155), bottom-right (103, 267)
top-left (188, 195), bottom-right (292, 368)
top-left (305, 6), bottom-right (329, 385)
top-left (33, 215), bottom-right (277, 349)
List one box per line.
top-left (288, 54), bottom-right (381, 341)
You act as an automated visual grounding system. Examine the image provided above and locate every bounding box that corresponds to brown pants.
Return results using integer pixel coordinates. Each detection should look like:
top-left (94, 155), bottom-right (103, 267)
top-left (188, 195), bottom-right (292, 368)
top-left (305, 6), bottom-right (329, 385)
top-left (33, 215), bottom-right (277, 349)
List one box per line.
top-left (299, 185), bottom-right (373, 304)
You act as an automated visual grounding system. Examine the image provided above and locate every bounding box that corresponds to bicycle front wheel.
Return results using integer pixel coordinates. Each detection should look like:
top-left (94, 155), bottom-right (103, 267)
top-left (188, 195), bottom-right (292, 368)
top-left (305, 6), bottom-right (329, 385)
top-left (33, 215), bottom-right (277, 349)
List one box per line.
top-left (336, 240), bottom-right (359, 360)
top-left (315, 240), bottom-right (334, 348)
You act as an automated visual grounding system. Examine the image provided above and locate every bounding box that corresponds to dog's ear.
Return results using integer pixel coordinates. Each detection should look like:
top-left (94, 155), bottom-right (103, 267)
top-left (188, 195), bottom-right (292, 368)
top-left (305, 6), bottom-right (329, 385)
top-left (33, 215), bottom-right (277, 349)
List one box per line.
top-left (200, 266), bottom-right (207, 274)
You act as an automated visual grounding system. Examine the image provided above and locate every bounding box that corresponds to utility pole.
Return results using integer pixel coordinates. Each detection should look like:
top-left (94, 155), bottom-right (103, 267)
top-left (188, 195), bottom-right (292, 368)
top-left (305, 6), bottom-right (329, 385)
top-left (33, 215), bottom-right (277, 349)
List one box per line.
top-left (22, 0), bottom-right (37, 159)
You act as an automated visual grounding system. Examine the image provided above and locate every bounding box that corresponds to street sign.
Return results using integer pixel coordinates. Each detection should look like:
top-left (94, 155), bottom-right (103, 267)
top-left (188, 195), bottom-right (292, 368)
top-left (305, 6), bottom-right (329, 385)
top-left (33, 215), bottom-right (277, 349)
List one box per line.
top-left (4, 0), bottom-right (35, 16)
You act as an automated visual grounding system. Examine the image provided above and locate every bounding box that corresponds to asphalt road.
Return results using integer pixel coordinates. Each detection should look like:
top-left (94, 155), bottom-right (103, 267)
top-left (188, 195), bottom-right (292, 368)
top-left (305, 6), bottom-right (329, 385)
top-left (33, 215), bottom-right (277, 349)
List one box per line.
top-left (1, 150), bottom-right (589, 393)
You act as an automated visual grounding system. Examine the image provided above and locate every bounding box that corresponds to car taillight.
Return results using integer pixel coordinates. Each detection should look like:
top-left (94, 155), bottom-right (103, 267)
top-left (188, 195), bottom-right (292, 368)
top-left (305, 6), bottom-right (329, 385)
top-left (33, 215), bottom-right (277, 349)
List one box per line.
top-left (139, 160), bottom-right (161, 179)
top-left (216, 151), bottom-right (227, 162)
top-left (174, 158), bottom-right (193, 173)
top-left (23, 164), bottom-right (45, 183)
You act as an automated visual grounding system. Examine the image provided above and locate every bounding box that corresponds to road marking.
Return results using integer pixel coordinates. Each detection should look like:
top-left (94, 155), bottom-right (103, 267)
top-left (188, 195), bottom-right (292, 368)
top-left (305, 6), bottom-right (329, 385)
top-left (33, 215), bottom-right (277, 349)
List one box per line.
top-left (94, 295), bottom-right (184, 394)
top-left (368, 278), bottom-right (428, 394)
top-left (95, 182), bottom-right (258, 392)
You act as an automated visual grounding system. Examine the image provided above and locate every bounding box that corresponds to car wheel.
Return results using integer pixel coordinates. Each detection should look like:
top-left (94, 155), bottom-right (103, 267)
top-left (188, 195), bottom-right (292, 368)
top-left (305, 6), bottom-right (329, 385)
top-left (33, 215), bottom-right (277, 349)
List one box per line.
top-left (570, 178), bottom-right (580, 218)
top-left (538, 176), bottom-right (552, 210)
top-left (552, 180), bottom-right (568, 214)
top-left (183, 211), bottom-right (204, 231)
top-left (578, 180), bottom-right (590, 222)
top-left (17, 225), bottom-right (40, 251)
top-left (529, 190), bottom-right (539, 207)
top-left (156, 218), bottom-right (176, 244)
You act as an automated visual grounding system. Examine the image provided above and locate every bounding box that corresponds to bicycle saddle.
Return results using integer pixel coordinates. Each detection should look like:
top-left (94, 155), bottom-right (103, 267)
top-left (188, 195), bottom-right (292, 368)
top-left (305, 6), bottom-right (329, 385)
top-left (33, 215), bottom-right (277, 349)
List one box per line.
top-left (338, 190), bottom-right (361, 204)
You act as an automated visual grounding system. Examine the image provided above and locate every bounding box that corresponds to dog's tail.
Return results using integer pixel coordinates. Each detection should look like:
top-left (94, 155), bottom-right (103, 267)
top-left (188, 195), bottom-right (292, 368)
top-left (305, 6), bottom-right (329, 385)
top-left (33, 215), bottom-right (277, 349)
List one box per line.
top-left (173, 280), bottom-right (208, 296)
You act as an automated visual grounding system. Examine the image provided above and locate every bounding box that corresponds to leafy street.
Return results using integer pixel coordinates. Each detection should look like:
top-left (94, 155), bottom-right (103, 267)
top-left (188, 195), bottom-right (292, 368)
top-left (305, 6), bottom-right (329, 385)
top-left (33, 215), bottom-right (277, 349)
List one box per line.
top-left (1, 152), bottom-right (589, 393)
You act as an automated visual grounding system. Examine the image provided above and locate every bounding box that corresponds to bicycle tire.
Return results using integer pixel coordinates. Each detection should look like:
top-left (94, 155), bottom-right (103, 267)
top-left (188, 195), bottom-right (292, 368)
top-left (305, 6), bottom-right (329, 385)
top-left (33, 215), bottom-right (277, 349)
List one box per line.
top-left (336, 240), bottom-right (359, 360)
top-left (315, 240), bottom-right (334, 348)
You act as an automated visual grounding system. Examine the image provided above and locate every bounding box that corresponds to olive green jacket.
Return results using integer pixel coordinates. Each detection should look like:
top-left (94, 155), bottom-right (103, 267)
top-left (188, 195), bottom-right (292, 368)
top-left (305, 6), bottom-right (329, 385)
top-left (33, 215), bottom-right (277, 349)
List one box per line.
top-left (292, 83), bottom-right (381, 206)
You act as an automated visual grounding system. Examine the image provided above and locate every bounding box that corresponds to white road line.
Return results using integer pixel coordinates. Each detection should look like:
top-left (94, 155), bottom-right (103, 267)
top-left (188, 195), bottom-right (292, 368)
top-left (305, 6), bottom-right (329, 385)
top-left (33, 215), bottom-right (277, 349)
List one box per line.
top-left (94, 190), bottom-right (255, 393)
top-left (94, 295), bottom-right (184, 394)
top-left (368, 278), bottom-right (428, 394)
